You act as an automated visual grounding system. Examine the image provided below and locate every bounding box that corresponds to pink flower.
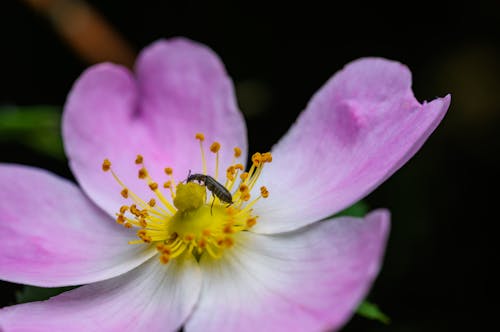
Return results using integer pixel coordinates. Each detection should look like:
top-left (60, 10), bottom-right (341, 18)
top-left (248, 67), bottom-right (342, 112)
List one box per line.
top-left (0, 38), bottom-right (450, 332)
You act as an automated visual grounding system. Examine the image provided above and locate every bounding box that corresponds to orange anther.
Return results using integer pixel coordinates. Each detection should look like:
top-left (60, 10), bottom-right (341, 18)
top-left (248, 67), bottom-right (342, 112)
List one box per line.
top-left (223, 225), bottom-right (234, 234)
top-left (260, 186), bottom-right (269, 198)
top-left (252, 152), bottom-right (262, 166)
top-left (149, 182), bottom-right (158, 191)
top-left (138, 167), bottom-right (148, 179)
top-left (246, 217), bottom-right (257, 227)
top-left (234, 147), bottom-right (242, 158)
top-left (102, 159), bottom-right (111, 171)
top-left (160, 254), bottom-right (170, 264)
top-left (241, 192), bottom-right (251, 201)
top-left (164, 167), bottom-right (173, 175)
top-left (210, 142), bottom-right (221, 153)
top-left (116, 214), bottom-right (125, 224)
top-left (262, 152), bottom-right (273, 163)
top-left (135, 155), bottom-right (144, 164)
top-left (195, 133), bottom-right (205, 141)
top-left (121, 188), bottom-right (129, 199)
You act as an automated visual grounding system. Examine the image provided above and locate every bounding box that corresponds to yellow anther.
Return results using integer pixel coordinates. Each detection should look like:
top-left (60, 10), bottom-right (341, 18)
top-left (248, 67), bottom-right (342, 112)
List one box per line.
top-left (195, 133), bottom-right (205, 141)
top-left (149, 182), bottom-right (159, 191)
top-left (239, 184), bottom-right (249, 192)
top-left (202, 229), bottom-right (212, 236)
top-left (124, 222), bottom-right (133, 228)
top-left (102, 159), bottom-right (111, 172)
top-left (260, 186), bottom-right (269, 198)
top-left (164, 167), bottom-right (173, 175)
top-left (262, 152), bottom-right (273, 163)
top-left (226, 166), bottom-right (236, 181)
top-left (234, 163), bottom-right (244, 170)
top-left (210, 142), bottom-right (221, 153)
top-left (119, 205), bottom-right (129, 213)
top-left (148, 199), bottom-right (156, 207)
top-left (135, 155), bottom-right (144, 164)
top-left (138, 167), bottom-right (148, 179)
top-left (234, 147), bottom-right (242, 158)
top-left (121, 188), bottom-right (129, 199)
top-left (240, 172), bottom-right (249, 180)
top-left (252, 152), bottom-right (262, 166)
top-left (163, 181), bottom-right (172, 189)
top-left (139, 218), bottom-right (148, 228)
top-left (184, 234), bottom-right (195, 242)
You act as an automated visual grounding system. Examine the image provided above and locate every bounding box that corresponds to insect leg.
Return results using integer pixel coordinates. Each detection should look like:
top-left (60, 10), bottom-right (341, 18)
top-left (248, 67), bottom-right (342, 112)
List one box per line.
top-left (210, 196), bottom-right (216, 215)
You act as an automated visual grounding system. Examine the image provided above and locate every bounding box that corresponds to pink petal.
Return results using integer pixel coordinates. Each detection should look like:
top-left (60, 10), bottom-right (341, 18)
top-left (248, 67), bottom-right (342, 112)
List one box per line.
top-left (254, 58), bottom-right (450, 233)
top-left (63, 37), bottom-right (246, 217)
top-left (0, 164), bottom-right (155, 286)
top-left (185, 210), bottom-right (390, 332)
top-left (0, 256), bottom-right (201, 332)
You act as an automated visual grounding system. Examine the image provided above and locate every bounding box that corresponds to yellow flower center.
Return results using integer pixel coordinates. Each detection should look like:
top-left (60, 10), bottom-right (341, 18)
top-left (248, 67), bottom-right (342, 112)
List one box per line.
top-left (102, 133), bottom-right (271, 264)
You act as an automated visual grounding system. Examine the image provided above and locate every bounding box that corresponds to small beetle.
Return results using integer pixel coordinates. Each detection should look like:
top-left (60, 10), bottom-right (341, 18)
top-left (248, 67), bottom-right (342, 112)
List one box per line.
top-left (186, 171), bottom-right (233, 214)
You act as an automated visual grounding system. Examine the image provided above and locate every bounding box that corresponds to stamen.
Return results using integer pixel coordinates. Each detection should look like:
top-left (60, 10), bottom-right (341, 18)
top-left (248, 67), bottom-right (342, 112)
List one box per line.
top-left (138, 167), bottom-right (148, 179)
top-left (260, 186), bottom-right (269, 198)
top-left (102, 159), bottom-right (111, 171)
top-left (103, 140), bottom-right (272, 266)
top-left (196, 133), bottom-right (207, 175)
top-left (210, 141), bottom-right (221, 180)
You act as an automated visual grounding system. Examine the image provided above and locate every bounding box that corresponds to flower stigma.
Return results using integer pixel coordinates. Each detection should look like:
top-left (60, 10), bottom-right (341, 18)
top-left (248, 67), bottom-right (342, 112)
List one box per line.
top-left (102, 133), bottom-right (271, 264)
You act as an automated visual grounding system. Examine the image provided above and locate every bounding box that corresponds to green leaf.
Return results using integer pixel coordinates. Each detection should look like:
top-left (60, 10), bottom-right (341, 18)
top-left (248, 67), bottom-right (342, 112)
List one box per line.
top-left (356, 300), bottom-right (390, 324)
top-left (15, 285), bottom-right (76, 304)
top-left (0, 106), bottom-right (65, 159)
top-left (335, 201), bottom-right (369, 218)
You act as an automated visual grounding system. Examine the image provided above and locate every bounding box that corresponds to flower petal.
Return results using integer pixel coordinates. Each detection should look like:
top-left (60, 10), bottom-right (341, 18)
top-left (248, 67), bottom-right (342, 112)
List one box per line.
top-left (0, 256), bottom-right (201, 332)
top-left (0, 164), bottom-right (155, 286)
top-left (255, 58), bottom-right (450, 233)
top-left (185, 210), bottom-right (390, 332)
top-left (63, 37), bottom-right (246, 217)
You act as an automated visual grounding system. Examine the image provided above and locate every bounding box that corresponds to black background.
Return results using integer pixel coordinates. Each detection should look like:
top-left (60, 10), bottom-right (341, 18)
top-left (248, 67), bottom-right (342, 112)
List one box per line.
top-left (1, 1), bottom-right (499, 331)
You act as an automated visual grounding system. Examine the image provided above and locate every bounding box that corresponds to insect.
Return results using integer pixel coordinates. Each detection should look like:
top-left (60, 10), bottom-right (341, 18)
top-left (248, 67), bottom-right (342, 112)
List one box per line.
top-left (186, 171), bottom-right (233, 214)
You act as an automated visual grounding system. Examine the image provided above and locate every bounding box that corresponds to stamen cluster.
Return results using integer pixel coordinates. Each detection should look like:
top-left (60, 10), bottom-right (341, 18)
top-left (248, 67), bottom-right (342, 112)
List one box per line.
top-left (102, 133), bottom-right (271, 264)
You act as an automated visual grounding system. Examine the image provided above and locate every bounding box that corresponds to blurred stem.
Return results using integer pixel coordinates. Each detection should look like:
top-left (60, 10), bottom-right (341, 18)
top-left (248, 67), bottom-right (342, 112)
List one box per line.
top-left (21, 0), bottom-right (136, 68)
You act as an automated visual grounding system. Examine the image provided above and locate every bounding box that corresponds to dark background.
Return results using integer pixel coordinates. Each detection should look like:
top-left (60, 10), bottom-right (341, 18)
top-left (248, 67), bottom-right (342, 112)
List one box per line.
top-left (1, 1), bottom-right (499, 331)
